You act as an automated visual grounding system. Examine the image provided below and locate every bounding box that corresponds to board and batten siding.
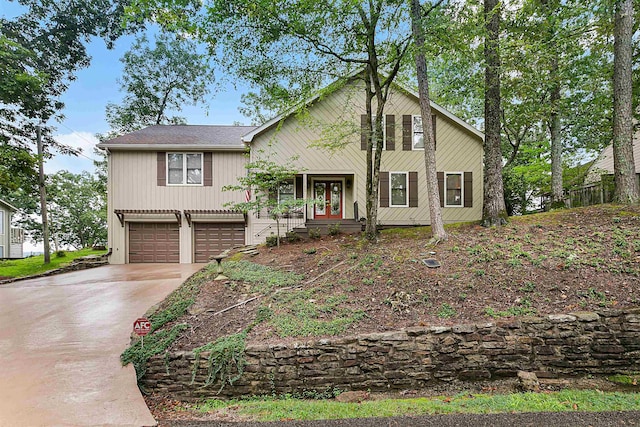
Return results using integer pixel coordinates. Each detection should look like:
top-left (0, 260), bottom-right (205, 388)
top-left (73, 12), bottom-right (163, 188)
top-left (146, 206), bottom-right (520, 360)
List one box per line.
top-left (249, 80), bottom-right (483, 241)
top-left (107, 150), bottom-right (247, 264)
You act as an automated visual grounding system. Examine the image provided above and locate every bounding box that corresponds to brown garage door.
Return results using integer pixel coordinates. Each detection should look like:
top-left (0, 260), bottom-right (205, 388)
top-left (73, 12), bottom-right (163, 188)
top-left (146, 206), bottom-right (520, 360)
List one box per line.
top-left (193, 222), bottom-right (245, 263)
top-left (129, 223), bottom-right (180, 263)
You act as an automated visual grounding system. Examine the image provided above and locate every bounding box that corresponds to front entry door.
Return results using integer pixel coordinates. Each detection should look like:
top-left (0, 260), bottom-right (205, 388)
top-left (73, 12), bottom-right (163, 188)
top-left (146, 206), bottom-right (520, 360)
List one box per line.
top-left (314, 181), bottom-right (342, 219)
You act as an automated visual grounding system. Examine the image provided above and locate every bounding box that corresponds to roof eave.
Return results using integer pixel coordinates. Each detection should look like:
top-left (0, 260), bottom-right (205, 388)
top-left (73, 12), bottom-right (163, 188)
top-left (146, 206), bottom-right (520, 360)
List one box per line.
top-left (96, 143), bottom-right (248, 151)
top-left (0, 199), bottom-right (18, 212)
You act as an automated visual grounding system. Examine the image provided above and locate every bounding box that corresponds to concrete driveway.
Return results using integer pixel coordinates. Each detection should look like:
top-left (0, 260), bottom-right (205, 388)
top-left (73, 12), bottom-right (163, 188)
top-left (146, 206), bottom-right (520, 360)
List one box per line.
top-left (0, 263), bottom-right (202, 427)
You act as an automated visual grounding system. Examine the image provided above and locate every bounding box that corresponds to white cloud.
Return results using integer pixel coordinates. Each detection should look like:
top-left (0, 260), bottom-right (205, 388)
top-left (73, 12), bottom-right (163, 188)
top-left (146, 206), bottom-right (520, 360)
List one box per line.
top-left (45, 132), bottom-right (100, 174)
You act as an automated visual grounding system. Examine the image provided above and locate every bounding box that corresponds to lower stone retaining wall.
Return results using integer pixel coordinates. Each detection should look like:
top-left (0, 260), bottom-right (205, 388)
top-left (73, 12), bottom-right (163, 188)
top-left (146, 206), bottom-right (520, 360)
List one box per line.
top-left (142, 309), bottom-right (640, 400)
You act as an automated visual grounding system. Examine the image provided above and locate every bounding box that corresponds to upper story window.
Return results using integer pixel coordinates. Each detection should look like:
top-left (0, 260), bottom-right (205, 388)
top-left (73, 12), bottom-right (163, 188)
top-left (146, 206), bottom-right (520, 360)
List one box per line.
top-left (372, 115), bottom-right (386, 150)
top-left (445, 172), bottom-right (463, 207)
top-left (0, 210), bottom-right (4, 235)
top-left (167, 153), bottom-right (203, 185)
top-left (412, 115), bottom-right (424, 150)
top-left (390, 172), bottom-right (408, 207)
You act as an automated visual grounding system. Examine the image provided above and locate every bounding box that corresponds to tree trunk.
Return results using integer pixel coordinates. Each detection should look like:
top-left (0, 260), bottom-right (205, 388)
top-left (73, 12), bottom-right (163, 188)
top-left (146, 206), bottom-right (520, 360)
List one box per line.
top-left (612, 0), bottom-right (639, 204)
top-left (410, 0), bottom-right (446, 241)
top-left (482, 0), bottom-right (508, 227)
top-left (36, 126), bottom-right (51, 264)
top-left (549, 46), bottom-right (564, 208)
top-left (364, 67), bottom-right (378, 240)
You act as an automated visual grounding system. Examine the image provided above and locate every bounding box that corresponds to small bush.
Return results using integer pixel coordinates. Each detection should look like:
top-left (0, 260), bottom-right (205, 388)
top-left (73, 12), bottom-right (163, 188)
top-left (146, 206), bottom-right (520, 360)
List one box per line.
top-left (265, 235), bottom-right (279, 247)
top-left (285, 231), bottom-right (301, 243)
top-left (55, 250), bottom-right (66, 258)
top-left (309, 228), bottom-right (322, 239)
top-left (303, 248), bottom-right (317, 255)
top-left (327, 223), bottom-right (341, 236)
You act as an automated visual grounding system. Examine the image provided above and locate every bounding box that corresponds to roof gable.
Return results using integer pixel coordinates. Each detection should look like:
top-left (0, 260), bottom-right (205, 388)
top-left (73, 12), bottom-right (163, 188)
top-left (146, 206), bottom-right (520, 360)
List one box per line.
top-left (0, 199), bottom-right (18, 212)
top-left (242, 74), bottom-right (484, 143)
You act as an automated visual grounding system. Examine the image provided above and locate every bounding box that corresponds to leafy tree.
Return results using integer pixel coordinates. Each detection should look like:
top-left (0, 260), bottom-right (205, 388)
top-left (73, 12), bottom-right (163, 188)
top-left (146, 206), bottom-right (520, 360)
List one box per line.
top-left (410, 0), bottom-right (446, 241)
top-left (1, 0), bottom-right (141, 256)
top-left (46, 171), bottom-right (107, 249)
top-left (482, 0), bottom-right (507, 226)
top-left (612, 0), bottom-right (640, 203)
top-left (128, 0), bottom-right (417, 240)
top-left (104, 31), bottom-right (215, 138)
top-left (223, 151), bottom-right (311, 247)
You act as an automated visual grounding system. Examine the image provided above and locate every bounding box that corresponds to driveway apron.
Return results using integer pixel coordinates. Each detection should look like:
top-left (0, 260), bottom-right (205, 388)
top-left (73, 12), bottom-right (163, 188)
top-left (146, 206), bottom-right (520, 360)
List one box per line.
top-left (0, 263), bottom-right (202, 427)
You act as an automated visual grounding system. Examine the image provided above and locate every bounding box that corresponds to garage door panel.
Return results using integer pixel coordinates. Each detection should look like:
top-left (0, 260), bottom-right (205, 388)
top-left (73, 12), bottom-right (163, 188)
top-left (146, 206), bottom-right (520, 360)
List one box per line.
top-left (193, 223), bottom-right (245, 263)
top-left (129, 223), bottom-right (180, 263)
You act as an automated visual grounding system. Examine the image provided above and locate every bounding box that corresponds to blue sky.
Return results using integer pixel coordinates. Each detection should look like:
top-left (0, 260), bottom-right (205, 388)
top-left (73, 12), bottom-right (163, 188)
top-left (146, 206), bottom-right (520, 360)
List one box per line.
top-left (2, 1), bottom-right (249, 175)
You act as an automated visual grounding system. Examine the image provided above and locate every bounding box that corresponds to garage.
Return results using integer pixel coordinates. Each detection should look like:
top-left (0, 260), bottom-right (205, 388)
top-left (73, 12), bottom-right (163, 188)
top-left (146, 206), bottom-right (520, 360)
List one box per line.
top-left (128, 222), bottom-right (180, 263)
top-left (193, 222), bottom-right (245, 263)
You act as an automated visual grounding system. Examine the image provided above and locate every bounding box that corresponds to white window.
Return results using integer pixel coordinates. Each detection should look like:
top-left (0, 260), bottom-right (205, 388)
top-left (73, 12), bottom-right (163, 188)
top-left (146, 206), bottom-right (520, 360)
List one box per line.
top-left (390, 172), bottom-right (408, 207)
top-left (0, 246), bottom-right (3, 258)
top-left (412, 115), bottom-right (424, 150)
top-left (0, 210), bottom-right (3, 235)
top-left (445, 172), bottom-right (463, 207)
top-left (278, 180), bottom-right (295, 204)
top-left (167, 153), bottom-right (203, 185)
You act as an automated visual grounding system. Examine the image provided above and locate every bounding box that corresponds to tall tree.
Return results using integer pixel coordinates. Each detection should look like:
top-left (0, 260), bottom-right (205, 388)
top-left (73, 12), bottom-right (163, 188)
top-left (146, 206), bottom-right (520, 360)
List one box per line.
top-left (104, 31), bottom-right (215, 138)
top-left (129, 0), bottom-right (414, 240)
top-left (410, 0), bottom-right (446, 241)
top-left (612, 0), bottom-right (640, 203)
top-left (482, 0), bottom-right (507, 226)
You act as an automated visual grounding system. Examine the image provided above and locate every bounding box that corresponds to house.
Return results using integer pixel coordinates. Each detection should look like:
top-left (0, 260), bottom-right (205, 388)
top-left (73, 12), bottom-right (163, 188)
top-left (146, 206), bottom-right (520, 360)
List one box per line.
top-left (0, 199), bottom-right (24, 259)
top-left (98, 76), bottom-right (484, 264)
top-left (577, 129), bottom-right (640, 206)
top-left (585, 129), bottom-right (640, 185)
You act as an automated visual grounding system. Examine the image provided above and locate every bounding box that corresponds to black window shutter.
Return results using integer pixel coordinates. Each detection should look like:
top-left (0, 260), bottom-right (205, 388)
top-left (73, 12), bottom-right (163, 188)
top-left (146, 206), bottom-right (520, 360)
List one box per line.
top-left (432, 114), bottom-right (437, 151)
top-left (295, 175), bottom-right (303, 199)
top-left (437, 171), bottom-right (444, 208)
top-left (379, 172), bottom-right (390, 207)
top-left (157, 152), bottom-right (166, 186)
top-left (464, 172), bottom-right (473, 207)
top-left (402, 115), bottom-right (412, 151)
top-left (203, 152), bottom-right (213, 186)
top-left (409, 171), bottom-right (418, 207)
top-left (361, 114), bottom-right (368, 150)
top-left (385, 115), bottom-right (395, 150)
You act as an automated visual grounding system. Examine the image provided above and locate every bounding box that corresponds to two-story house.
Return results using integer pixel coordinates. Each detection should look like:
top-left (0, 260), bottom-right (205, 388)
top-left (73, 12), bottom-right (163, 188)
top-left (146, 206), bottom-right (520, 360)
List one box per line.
top-left (98, 76), bottom-right (484, 264)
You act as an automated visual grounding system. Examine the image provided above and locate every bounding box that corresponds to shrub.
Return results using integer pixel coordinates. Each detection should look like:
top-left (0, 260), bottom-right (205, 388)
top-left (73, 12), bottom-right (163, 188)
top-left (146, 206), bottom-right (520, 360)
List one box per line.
top-left (327, 222), bottom-right (341, 236)
top-left (309, 228), bottom-right (322, 239)
top-left (285, 231), bottom-right (301, 243)
top-left (55, 250), bottom-right (66, 258)
top-left (265, 235), bottom-right (279, 247)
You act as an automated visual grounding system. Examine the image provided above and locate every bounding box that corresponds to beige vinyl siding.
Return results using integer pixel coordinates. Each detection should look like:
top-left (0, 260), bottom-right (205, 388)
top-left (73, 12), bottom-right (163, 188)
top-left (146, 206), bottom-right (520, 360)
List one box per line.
top-left (586, 132), bottom-right (640, 184)
top-left (249, 80), bottom-right (483, 239)
top-left (108, 150), bottom-right (247, 264)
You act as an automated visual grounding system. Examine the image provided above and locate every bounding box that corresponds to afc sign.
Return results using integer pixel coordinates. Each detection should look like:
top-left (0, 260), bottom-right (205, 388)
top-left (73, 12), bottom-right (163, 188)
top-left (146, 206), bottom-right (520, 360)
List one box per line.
top-left (133, 317), bottom-right (151, 336)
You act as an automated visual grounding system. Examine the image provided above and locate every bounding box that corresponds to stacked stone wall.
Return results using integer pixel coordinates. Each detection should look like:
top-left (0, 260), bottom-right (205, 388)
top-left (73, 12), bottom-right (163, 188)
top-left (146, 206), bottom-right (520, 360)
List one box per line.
top-left (142, 309), bottom-right (640, 400)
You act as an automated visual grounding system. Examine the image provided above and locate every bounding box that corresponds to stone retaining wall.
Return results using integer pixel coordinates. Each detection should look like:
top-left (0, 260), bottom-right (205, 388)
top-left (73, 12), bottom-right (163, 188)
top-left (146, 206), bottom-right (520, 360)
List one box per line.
top-left (142, 309), bottom-right (640, 400)
top-left (0, 254), bottom-right (108, 285)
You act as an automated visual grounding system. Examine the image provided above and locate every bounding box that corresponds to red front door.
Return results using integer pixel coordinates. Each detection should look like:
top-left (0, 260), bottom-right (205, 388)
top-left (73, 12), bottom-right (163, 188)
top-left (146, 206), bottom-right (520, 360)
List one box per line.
top-left (314, 181), bottom-right (342, 219)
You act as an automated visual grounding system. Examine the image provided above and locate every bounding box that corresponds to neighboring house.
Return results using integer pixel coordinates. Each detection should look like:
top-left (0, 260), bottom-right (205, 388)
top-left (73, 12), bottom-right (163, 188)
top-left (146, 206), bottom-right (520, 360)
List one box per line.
top-left (0, 199), bottom-right (24, 259)
top-left (99, 76), bottom-right (484, 264)
top-left (585, 129), bottom-right (640, 185)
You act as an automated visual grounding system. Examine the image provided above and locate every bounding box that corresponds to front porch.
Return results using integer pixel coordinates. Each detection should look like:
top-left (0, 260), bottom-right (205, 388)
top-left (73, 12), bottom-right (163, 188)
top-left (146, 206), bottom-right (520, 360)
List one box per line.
top-left (252, 173), bottom-right (363, 242)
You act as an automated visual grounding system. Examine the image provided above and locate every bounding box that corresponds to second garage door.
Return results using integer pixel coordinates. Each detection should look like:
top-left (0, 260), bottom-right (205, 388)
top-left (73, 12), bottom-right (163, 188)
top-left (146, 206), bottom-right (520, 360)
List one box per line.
top-left (129, 222), bottom-right (180, 263)
top-left (193, 222), bottom-right (245, 263)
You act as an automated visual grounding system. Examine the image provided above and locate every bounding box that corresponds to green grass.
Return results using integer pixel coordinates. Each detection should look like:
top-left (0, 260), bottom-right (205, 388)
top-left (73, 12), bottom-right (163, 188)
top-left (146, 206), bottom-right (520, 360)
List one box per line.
top-left (194, 390), bottom-right (640, 422)
top-left (0, 248), bottom-right (107, 278)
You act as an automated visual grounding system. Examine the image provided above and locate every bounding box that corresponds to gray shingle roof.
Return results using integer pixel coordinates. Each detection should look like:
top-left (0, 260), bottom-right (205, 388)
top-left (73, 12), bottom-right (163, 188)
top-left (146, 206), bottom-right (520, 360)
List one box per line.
top-left (99, 125), bottom-right (256, 148)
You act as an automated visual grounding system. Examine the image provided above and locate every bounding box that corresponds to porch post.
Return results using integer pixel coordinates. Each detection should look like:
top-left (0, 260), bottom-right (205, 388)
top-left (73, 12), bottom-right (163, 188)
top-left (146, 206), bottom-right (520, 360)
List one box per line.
top-left (302, 173), bottom-right (308, 222)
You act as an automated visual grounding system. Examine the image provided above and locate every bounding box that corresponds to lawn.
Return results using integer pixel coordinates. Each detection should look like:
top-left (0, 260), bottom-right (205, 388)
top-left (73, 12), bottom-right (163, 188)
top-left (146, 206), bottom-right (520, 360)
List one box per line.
top-left (0, 248), bottom-right (107, 279)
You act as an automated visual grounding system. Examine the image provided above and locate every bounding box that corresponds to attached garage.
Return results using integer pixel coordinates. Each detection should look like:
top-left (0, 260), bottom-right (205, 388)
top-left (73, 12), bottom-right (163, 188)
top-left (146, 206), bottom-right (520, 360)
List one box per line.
top-left (193, 222), bottom-right (245, 263)
top-left (128, 222), bottom-right (180, 263)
